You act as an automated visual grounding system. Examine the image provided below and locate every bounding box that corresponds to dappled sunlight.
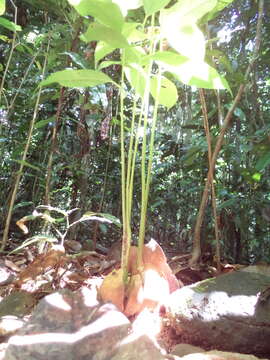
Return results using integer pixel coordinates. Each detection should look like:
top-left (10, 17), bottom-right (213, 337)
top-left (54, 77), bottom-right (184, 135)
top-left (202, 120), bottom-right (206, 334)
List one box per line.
top-left (45, 292), bottom-right (71, 311)
top-left (168, 286), bottom-right (258, 322)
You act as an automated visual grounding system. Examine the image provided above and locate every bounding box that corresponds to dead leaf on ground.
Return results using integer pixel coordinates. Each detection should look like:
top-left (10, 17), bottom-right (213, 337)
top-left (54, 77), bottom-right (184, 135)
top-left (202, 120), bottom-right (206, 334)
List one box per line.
top-left (15, 246), bottom-right (66, 286)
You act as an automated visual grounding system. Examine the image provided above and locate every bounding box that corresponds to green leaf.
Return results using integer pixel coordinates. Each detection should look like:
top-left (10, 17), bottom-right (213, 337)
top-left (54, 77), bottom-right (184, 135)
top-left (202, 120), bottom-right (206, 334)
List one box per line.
top-left (9, 235), bottom-right (57, 254)
top-left (207, 49), bottom-right (233, 73)
top-left (124, 47), bottom-right (145, 66)
top-left (164, 59), bottom-right (231, 92)
top-left (252, 172), bottom-right (261, 182)
top-left (12, 159), bottom-right (41, 172)
top-left (143, 0), bottom-right (171, 16)
top-left (160, 0), bottom-right (216, 61)
top-left (150, 76), bottom-right (178, 109)
top-left (98, 60), bottom-right (121, 71)
top-left (95, 41), bottom-right (115, 65)
top-left (0, 0), bottom-right (5, 15)
top-left (124, 65), bottom-right (147, 98)
top-left (74, 211), bottom-right (121, 228)
top-left (112, 0), bottom-right (142, 16)
top-left (34, 117), bottom-right (55, 129)
top-left (122, 22), bottom-right (147, 43)
top-left (67, 0), bottom-right (124, 31)
top-left (62, 52), bottom-right (89, 69)
top-left (82, 22), bottom-right (130, 49)
top-left (36, 205), bottom-right (68, 217)
top-left (0, 17), bottom-right (22, 32)
top-left (145, 51), bottom-right (188, 66)
top-left (40, 69), bottom-right (113, 88)
top-left (255, 151), bottom-right (270, 172)
top-left (160, 0), bottom-right (217, 25)
top-left (202, 0), bottom-right (234, 22)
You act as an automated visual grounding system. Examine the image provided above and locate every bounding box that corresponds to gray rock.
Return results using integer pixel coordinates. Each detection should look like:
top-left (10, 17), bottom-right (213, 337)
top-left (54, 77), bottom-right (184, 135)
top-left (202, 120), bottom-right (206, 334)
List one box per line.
top-left (4, 287), bottom-right (165, 360)
top-left (165, 271), bottom-right (270, 357)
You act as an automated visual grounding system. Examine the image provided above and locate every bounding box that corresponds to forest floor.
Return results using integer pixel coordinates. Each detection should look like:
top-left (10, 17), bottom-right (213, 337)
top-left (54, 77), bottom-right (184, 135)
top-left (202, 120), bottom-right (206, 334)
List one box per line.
top-left (0, 241), bottom-right (269, 360)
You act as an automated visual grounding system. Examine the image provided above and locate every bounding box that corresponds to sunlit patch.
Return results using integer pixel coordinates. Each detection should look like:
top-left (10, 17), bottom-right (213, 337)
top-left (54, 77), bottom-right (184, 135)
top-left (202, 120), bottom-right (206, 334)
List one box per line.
top-left (132, 308), bottom-right (162, 338)
top-left (45, 293), bottom-right (71, 311)
top-left (81, 284), bottom-right (100, 307)
top-left (67, 0), bottom-right (81, 6)
top-left (143, 268), bottom-right (170, 303)
top-left (168, 287), bottom-right (258, 322)
top-left (8, 307), bottom-right (129, 347)
top-left (25, 31), bottom-right (38, 43)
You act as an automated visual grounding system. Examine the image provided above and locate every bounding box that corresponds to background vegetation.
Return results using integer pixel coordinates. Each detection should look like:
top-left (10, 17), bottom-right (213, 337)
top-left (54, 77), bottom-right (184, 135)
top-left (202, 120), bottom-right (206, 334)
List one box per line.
top-left (0, 0), bottom-right (269, 264)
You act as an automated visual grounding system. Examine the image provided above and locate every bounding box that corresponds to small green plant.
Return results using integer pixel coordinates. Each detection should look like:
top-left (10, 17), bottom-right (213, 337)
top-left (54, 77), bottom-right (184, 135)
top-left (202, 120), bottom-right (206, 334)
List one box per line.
top-left (14, 205), bottom-right (121, 254)
top-left (39, 0), bottom-right (235, 311)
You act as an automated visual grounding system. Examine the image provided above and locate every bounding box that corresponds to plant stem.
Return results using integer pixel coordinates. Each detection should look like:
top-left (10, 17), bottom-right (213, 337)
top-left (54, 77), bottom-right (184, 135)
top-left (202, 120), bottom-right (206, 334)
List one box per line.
top-left (1, 35), bottom-right (51, 252)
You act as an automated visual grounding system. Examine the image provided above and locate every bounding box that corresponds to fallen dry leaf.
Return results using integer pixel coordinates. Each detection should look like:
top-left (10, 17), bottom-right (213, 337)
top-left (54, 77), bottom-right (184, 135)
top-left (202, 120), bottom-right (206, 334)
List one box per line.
top-left (15, 246), bottom-right (66, 286)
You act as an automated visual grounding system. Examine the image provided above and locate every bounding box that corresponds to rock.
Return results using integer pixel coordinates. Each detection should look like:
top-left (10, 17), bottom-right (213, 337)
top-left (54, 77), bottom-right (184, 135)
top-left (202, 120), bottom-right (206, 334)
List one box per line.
top-left (0, 291), bottom-right (36, 317)
top-left (4, 287), bottom-right (166, 360)
top-left (171, 343), bottom-right (205, 356)
top-left (170, 344), bottom-right (269, 360)
top-left (180, 350), bottom-right (269, 360)
top-left (164, 271), bottom-right (270, 357)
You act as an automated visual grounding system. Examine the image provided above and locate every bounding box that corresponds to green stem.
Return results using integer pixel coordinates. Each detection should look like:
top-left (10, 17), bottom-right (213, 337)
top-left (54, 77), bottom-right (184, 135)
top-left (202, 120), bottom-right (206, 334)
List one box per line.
top-left (0, 35), bottom-right (51, 251)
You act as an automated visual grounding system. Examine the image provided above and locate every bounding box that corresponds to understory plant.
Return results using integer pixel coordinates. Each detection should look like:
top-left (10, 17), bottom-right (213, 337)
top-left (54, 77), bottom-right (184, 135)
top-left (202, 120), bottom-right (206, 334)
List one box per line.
top-left (40, 0), bottom-right (233, 312)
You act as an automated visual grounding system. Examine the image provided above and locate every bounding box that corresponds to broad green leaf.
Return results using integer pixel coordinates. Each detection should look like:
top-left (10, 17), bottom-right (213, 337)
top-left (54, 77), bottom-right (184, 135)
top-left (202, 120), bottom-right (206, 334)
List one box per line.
top-left (125, 47), bottom-right (146, 66)
top-left (202, 0), bottom-right (234, 22)
top-left (13, 159), bottom-right (41, 172)
top-left (82, 22), bottom-right (130, 49)
top-left (9, 235), bottom-right (57, 254)
top-left (99, 212), bottom-right (121, 227)
top-left (36, 205), bottom-right (68, 217)
top-left (122, 22), bottom-right (147, 43)
top-left (95, 41), bottom-right (115, 65)
top-left (160, 0), bottom-right (216, 60)
top-left (62, 52), bottom-right (89, 69)
top-left (160, 0), bottom-right (217, 25)
top-left (13, 201), bottom-right (34, 210)
top-left (40, 69), bottom-right (113, 88)
top-left (98, 60), bottom-right (121, 71)
top-left (207, 49), bottom-right (233, 73)
top-left (34, 117), bottom-right (55, 129)
top-left (255, 151), bottom-right (270, 172)
top-left (124, 65), bottom-right (147, 98)
top-left (144, 50), bottom-right (188, 66)
top-left (143, 0), bottom-right (171, 16)
top-left (164, 22), bottom-right (206, 61)
top-left (150, 76), bottom-right (178, 109)
top-left (163, 59), bottom-right (231, 92)
top-left (0, 0), bottom-right (5, 15)
top-left (0, 17), bottom-right (21, 32)
top-left (112, 0), bottom-right (142, 16)
top-left (68, 0), bottom-right (124, 31)
top-left (77, 211), bottom-right (121, 227)
top-left (0, 34), bottom-right (8, 42)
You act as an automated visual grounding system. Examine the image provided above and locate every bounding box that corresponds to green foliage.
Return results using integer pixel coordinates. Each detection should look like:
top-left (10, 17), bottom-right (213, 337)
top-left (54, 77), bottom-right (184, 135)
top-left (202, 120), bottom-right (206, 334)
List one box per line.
top-left (0, 17), bottom-right (21, 32)
top-left (0, 0), bottom-right (5, 15)
top-left (68, 0), bottom-right (125, 30)
top-left (14, 205), bottom-right (121, 252)
top-left (1, 0), bottom-right (269, 266)
top-left (41, 69), bottom-right (114, 88)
